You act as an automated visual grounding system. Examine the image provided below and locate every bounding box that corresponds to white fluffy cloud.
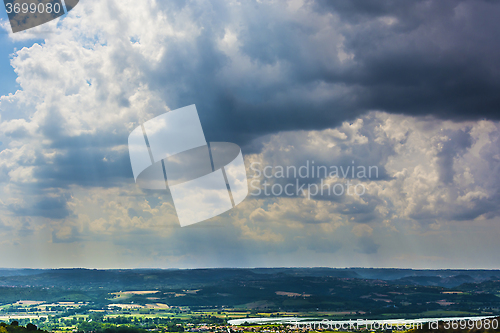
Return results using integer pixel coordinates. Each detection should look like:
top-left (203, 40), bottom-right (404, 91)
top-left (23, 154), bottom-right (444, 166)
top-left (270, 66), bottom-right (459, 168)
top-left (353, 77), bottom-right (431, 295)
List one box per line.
top-left (247, 112), bottom-right (500, 224)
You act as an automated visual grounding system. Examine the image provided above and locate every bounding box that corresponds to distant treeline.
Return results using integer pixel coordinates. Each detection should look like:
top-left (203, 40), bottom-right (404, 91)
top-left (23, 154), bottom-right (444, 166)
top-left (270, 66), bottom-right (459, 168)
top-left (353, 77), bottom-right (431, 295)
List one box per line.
top-left (0, 321), bottom-right (181, 333)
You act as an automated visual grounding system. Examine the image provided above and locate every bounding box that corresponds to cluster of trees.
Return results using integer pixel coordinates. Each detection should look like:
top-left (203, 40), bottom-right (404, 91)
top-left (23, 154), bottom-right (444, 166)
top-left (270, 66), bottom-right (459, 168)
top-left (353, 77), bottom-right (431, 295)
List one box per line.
top-left (71, 312), bottom-right (187, 333)
top-left (0, 322), bottom-right (45, 333)
top-left (76, 321), bottom-right (185, 333)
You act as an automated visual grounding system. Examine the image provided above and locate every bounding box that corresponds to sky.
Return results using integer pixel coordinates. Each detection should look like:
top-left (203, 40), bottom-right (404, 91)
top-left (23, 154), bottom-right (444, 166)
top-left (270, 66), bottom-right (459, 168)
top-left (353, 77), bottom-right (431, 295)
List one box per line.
top-left (0, 0), bottom-right (500, 269)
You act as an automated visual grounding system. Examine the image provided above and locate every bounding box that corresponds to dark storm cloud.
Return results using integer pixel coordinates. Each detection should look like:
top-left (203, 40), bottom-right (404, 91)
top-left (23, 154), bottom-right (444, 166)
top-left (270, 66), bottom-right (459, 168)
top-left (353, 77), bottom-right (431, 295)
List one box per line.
top-left (144, 0), bottom-right (500, 149)
top-left (9, 195), bottom-right (71, 219)
top-left (33, 145), bottom-right (133, 188)
top-left (449, 194), bottom-right (499, 221)
top-left (330, 0), bottom-right (500, 118)
top-left (29, 110), bottom-right (134, 188)
top-left (2, 125), bottom-right (134, 189)
top-left (436, 128), bottom-right (472, 184)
